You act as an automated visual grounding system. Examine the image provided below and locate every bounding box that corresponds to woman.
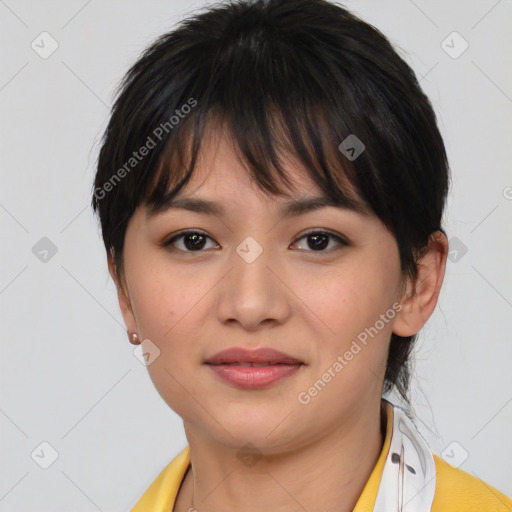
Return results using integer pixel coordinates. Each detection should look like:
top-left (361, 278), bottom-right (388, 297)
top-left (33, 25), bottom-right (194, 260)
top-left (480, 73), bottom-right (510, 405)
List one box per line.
top-left (91, 0), bottom-right (512, 510)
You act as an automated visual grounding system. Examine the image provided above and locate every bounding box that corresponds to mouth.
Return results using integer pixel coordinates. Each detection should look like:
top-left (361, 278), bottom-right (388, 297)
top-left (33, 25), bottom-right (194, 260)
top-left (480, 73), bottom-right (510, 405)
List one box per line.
top-left (204, 347), bottom-right (304, 389)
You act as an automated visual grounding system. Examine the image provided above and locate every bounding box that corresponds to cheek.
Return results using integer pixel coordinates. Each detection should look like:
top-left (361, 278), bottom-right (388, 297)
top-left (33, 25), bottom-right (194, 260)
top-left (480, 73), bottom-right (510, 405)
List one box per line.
top-left (296, 250), bottom-right (400, 385)
top-left (130, 280), bottom-right (178, 339)
top-left (132, 279), bottom-right (204, 416)
top-left (295, 273), bottom-right (395, 412)
top-left (127, 255), bottom-right (202, 341)
top-left (299, 258), bottom-right (399, 337)
top-left (125, 261), bottom-right (213, 401)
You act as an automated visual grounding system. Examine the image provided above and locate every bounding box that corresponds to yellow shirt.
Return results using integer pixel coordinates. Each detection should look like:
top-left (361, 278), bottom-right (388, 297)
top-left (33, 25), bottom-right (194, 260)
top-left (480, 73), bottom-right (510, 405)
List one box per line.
top-left (131, 403), bottom-right (512, 511)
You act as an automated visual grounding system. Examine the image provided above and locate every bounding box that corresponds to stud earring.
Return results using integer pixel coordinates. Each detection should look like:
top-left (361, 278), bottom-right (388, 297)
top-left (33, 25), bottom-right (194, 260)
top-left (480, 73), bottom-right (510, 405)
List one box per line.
top-left (127, 330), bottom-right (140, 345)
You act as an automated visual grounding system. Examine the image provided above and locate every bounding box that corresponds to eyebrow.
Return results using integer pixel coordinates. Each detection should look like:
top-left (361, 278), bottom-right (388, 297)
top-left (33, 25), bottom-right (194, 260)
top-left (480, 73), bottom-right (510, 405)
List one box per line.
top-left (147, 194), bottom-right (369, 219)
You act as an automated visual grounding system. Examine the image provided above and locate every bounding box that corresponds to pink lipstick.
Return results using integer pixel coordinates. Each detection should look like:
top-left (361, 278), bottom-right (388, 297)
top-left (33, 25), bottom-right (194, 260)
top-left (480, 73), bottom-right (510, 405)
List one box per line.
top-left (204, 347), bottom-right (303, 389)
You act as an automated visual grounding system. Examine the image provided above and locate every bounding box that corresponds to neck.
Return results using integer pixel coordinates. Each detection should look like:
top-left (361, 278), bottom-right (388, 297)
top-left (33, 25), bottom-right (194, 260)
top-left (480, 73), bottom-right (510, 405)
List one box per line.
top-left (174, 398), bottom-right (387, 512)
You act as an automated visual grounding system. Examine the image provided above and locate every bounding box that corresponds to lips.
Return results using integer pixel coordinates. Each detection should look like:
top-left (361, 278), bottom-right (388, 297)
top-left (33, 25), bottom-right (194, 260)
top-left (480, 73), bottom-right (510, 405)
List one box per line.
top-left (204, 347), bottom-right (303, 366)
top-left (204, 347), bottom-right (303, 389)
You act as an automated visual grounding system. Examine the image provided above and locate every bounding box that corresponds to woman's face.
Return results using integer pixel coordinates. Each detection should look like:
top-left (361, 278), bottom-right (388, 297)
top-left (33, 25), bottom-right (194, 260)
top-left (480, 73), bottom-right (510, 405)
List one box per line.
top-left (116, 126), bottom-right (406, 453)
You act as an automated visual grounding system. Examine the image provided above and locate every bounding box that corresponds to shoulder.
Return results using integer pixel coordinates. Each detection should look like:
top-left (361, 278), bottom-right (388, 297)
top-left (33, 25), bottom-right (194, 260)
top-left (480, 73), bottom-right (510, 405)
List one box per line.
top-left (432, 454), bottom-right (512, 512)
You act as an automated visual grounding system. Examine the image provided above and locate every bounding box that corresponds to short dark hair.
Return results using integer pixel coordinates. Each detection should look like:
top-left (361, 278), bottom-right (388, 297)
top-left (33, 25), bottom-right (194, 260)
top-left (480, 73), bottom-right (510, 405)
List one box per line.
top-left (91, 0), bottom-right (450, 405)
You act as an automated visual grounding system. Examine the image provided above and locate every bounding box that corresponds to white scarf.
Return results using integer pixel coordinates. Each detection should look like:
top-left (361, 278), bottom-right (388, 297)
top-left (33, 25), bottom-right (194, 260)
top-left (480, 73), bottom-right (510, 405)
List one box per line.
top-left (373, 400), bottom-right (437, 512)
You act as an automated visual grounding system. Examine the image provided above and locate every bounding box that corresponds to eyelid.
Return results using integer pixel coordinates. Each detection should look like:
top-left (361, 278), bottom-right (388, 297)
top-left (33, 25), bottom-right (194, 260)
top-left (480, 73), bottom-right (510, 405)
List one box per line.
top-left (294, 228), bottom-right (349, 246)
top-left (164, 228), bottom-right (208, 240)
top-left (162, 229), bottom-right (216, 247)
top-left (291, 229), bottom-right (349, 252)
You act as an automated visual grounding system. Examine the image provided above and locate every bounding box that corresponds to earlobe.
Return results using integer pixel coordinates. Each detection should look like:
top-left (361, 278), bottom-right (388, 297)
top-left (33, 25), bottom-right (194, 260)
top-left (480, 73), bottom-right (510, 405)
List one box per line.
top-left (392, 231), bottom-right (448, 337)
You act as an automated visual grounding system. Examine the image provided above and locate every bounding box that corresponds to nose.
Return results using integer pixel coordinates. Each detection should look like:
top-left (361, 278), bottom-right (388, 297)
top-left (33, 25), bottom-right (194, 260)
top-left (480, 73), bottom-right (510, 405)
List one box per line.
top-left (215, 237), bottom-right (291, 331)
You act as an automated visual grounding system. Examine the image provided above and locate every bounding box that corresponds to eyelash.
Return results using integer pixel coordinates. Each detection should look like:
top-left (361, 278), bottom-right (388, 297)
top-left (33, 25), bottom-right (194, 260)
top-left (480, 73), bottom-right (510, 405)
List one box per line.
top-left (162, 229), bottom-right (349, 254)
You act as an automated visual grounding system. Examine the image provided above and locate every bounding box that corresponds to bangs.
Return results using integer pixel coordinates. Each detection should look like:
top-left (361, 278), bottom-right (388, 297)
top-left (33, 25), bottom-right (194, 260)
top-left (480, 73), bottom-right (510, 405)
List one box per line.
top-left (143, 99), bottom-right (370, 217)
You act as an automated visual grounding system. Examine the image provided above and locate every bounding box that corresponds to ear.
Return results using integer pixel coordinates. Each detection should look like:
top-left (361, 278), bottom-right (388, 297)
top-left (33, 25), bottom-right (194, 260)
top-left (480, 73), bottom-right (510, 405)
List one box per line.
top-left (107, 249), bottom-right (138, 338)
top-left (392, 231), bottom-right (448, 337)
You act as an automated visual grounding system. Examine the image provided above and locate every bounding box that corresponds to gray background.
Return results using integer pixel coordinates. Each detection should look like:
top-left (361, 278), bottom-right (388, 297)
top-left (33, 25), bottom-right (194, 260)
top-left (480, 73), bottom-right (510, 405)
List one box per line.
top-left (1, 0), bottom-right (511, 510)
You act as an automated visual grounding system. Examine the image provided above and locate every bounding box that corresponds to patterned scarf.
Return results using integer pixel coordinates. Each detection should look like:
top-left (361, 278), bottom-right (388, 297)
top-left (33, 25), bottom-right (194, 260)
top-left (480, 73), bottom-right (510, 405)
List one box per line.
top-left (373, 400), bottom-right (437, 512)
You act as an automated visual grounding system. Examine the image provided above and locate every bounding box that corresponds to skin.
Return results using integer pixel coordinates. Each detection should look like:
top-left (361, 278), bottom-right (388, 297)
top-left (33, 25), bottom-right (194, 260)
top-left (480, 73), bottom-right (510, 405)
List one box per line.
top-left (109, 123), bottom-right (448, 512)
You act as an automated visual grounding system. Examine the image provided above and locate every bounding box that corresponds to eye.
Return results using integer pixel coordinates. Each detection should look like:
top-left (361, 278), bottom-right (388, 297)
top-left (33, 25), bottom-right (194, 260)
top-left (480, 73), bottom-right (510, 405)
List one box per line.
top-left (292, 230), bottom-right (348, 252)
top-left (162, 229), bottom-right (349, 254)
top-left (163, 230), bottom-right (219, 252)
